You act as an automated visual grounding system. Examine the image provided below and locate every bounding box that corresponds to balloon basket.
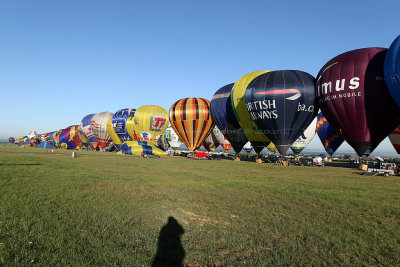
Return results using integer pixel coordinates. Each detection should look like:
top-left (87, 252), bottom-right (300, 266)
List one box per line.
top-left (359, 164), bottom-right (368, 171)
top-left (234, 156), bottom-right (241, 162)
top-left (255, 157), bottom-right (262, 164)
top-left (281, 160), bottom-right (288, 166)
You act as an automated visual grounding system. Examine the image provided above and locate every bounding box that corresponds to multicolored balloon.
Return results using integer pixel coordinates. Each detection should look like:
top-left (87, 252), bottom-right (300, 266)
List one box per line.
top-left (59, 125), bottom-right (84, 149)
top-left (245, 70), bottom-right (317, 155)
top-left (81, 114), bottom-right (99, 149)
top-left (316, 48), bottom-right (400, 156)
top-left (231, 71), bottom-right (272, 154)
top-left (169, 97), bottom-right (215, 151)
top-left (91, 112), bottom-right (114, 149)
top-left (126, 105), bottom-right (169, 143)
top-left (290, 117), bottom-right (317, 155)
top-left (211, 83), bottom-right (247, 154)
top-left (315, 112), bottom-right (344, 156)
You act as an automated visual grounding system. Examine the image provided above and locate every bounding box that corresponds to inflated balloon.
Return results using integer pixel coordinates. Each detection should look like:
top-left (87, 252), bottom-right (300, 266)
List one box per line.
top-left (388, 125), bottom-right (400, 154)
top-left (156, 134), bottom-right (170, 151)
top-left (165, 126), bottom-right (182, 149)
top-left (81, 114), bottom-right (99, 149)
top-left (107, 118), bottom-right (122, 146)
top-left (91, 112), bottom-right (114, 149)
top-left (290, 117), bottom-right (317, 155)
top-left (112, 108), bottom-right (136, 142)
top-left (384, 35), bottom-right (400, 107)
top-left (245, 70), bottom-right (317, 155)
top-left (8, 137), bottom-right (15, 144)
top-left (202, 131), bottom-right (218, 152)
top-left (169, 97), bottom-right (215, 151)
top-left (266, 142), bottom-right (277, 153)
top-left (316, 48), bottom-right (400, 156)
top-left (117, 141), bottom-right (166, 157)
top-left (59, 125), bottom-right (84, 149)
top-left (212, 126), bottom-right (232, 153)
top-left (53, 130), bottom-right (61, 147)
top-left (126, 105), bottom-right (169, 143)
top-left (231, 71), bottom-right (272, 154)
top-left (315, 112), bottom-right (344, 156)
top-left (211, 83), bottom-right (248, 154)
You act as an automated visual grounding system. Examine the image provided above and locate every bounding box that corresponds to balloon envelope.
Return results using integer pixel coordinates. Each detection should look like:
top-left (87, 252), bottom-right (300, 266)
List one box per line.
top-left (316, 47), bottom-right (400, 156)
top-left (117, 141), bottom-right (166, 157)
top-left (91, 112), bottom-right (114, 149)
top-left (290, 117), bottom-right (317, 154)
top-left (384, 35), bottom-right (400, 107)
top-left (231, 71), bottom-right (272, 153)
top-left (164, 126), bottom-right (182, 149)
top-left (112, 108), bottom-right (136, 142)
top-left (169, 97), bottom-right (215, 151)
top-left (245, 70), bottom-right (317, 155)
top-left (388, 125), bottom-right (400, 154)
top-left (126, 105), bottom-right (169, 143)
top-left (211, 83), bottom-right (248, 154)
top-left (107, 117), bottom-right (122, 146)
top-left (315, 112), bottom-right (344, 156)
top-left (81, 114), bottom-right (99, 148)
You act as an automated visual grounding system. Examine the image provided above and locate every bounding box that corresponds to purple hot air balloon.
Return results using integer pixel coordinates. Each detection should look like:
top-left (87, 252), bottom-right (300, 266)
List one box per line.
top-left (316, 47), bottom-right (400, 156)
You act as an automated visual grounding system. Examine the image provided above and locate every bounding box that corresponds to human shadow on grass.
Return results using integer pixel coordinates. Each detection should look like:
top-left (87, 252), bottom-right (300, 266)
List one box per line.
top-left (0, 163), bottom-right (40, 166)
top-left (152, 216), bottom-right (185, 267)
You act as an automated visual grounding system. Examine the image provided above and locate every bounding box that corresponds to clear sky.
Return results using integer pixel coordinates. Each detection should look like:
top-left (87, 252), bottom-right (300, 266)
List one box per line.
top-left (1, 0), bottom-right (400, 154)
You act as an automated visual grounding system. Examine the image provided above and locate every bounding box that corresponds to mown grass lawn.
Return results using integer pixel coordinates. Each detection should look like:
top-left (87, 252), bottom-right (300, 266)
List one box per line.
top-left (1, 145), bottom-right (400, 266)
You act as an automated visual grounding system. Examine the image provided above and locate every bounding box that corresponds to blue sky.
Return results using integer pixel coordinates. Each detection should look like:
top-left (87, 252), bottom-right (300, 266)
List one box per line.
top-left (1, 0), bottom-right (400, 154)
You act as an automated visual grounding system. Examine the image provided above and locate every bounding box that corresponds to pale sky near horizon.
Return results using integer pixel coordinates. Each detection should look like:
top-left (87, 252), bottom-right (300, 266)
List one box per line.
top-left (1, 0), bottom-right (400, 154)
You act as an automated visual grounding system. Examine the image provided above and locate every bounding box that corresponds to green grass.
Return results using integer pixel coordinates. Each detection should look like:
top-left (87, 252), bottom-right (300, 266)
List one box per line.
top-left (1, 145), bottom-right (400, 266)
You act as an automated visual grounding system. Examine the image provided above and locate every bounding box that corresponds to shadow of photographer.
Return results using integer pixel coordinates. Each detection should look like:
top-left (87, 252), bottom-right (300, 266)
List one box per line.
top-left (152, 216), bottom-right (185, 267)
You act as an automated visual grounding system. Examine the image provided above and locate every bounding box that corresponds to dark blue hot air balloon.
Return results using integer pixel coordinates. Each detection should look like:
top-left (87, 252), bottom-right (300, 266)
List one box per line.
top-left (211, 83), bottom-right (248, 154)
top-left (384, 35), bottom-right (400, 108)
top-left (245, 70), bottom-right (317, 155)
top-left (316, 112), bottom-right (344, 156)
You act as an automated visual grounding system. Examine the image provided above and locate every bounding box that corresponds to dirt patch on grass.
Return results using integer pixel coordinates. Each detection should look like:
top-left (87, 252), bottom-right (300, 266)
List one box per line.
top-left (179, 208), bottom-right (230, 227)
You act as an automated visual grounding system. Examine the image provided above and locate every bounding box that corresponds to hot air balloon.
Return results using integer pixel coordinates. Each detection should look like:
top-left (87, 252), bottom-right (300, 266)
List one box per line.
top-left (164, 126), bottom-right (183, 150)
top-left (316, 48), bottom-right (400, 156)
top-left (52, 130), bottom-right (61, 148)
top-left (202, 133), bottom-right (218, 152)
top-left (212, 126), bottom-right (232, 153)
top-left (126, 105), bottom-right (169, 143)
top-left (107, 118), bottom-right (122, 146)
top-left (8, 137), bottom-right (15, 144)
top-left (112, 108), bottom-right (136, 142)
top-left (156, 134), bottom-right (170, 151)
top-left (384, 35), bottom-right (400, 107)
top-left (211, 83), bottom-right (247, 154)
top-left (117, 141), bottom-right (166, 157)
top-left (231, 71), bottom-right (272, 154)
top-left (91, 112), bottom-right (114, 149)
top-left (59, 125), bottom-right (84, 149)
top-left (245, 70), bottom-right (317, 155)
top-left (388, 125), bottom-right (400, 154)
top-left (315, 112), bottom-right (344, 156)
top-left (290, 117), bottom-right (317, 155)
top-left (169, 97), bottom-right (215, 151)
top-left (81, 114), bottom-right (99, 149)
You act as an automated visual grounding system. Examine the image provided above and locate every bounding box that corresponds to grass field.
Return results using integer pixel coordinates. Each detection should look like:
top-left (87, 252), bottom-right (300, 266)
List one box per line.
top-left (1, 145), bottom-right (400, 266)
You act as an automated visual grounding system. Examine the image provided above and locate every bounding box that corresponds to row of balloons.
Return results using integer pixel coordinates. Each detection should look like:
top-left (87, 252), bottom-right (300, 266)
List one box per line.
top-left (21, 34), bottom-right (400, 157)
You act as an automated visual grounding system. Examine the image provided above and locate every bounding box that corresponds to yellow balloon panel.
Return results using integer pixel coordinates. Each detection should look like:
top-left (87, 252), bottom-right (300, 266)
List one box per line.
top-left (126, 105), bottom-right (169, 144)
top-left (231, 71), bottom-right (272, 146)
top-left (116, 141), bottom-right (166, 157)
top-left (106, 118), bottom-right (122, 145)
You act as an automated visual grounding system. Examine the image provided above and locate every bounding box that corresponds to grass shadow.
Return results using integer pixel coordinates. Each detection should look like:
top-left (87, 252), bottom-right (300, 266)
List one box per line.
top-left (152, 217), bottom-right (185, 267)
